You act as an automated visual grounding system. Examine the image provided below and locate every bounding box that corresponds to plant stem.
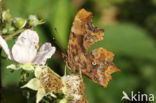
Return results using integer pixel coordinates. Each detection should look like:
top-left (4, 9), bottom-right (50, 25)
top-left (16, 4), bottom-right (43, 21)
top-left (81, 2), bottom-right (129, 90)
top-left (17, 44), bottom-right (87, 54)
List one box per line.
top-left (0, 0), bottom-right (2, 13)
top-left (0, 48), bottom-right (2, 101)
top-left (47, 66), bottom-right (61, 78)
top-left (0, 1), bottom-right (2, 101)
top-left (5, 29), bottom-right (25, 40)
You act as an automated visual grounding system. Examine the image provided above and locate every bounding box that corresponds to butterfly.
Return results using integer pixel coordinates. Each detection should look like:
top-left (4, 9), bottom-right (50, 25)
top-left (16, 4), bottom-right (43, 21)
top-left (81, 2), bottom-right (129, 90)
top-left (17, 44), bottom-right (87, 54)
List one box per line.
top-left (64, 9), bottom-right (120, 88)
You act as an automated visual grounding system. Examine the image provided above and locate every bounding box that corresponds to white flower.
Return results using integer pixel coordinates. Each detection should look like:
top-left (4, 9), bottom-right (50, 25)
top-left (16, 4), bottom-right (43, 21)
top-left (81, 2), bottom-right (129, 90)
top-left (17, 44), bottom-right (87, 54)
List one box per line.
top-left (0, 29), bottom-right (56, 67)
top-left (0, 36), bottom-right (12, 59)
top-left (22, 66), bottom-right (56, 103)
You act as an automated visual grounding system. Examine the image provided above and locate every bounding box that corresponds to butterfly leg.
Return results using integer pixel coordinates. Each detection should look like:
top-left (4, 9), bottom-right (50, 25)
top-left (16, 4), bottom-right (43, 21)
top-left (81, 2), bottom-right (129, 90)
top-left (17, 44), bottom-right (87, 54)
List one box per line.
top-left (64, 65), bottom-right (67, 76)
top-left (79, 68), bottom-right (82, 78)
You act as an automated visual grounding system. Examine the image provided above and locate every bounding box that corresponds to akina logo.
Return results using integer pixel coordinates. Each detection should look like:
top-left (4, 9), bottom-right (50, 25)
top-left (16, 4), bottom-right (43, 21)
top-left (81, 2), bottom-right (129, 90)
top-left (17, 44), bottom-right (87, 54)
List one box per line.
top-left (121, 91), bottom-right (154, 102)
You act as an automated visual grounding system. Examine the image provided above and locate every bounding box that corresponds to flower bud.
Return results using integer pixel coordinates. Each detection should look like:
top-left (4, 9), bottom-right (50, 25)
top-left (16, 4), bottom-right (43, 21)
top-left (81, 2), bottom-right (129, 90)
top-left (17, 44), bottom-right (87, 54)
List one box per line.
top-left (28, 15), bottom-right (39, 26)
top-left (2, 28), bottom-right (8, 34)
top-left (2, 9), bottom-right (11, 21)
top-left (8, 26), bottom-right (15, 32)
top-left (13, 17), bottom-right (27, 29)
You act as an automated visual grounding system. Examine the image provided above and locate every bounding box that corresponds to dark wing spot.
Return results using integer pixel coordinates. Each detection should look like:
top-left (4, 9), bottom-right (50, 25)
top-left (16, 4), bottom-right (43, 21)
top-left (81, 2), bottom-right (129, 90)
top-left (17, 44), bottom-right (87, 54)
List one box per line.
top-left (79, 35), bottom-right (86, 52)
top-left (87, 21), bottom-right (98, 33)
top-left (106, 60), bottom-right (114, 66)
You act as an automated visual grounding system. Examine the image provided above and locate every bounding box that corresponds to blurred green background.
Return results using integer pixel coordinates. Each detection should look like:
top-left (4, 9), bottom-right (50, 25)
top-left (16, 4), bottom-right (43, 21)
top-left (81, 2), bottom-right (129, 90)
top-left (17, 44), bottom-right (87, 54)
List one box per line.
top-left (1, 0), bottom-right (156, 103)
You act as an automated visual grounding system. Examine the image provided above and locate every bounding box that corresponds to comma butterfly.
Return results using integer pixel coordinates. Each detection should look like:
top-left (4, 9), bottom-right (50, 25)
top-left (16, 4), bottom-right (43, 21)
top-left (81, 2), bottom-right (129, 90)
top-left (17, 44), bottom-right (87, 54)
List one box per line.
top-left (64, 9), bottom-right (120, 88)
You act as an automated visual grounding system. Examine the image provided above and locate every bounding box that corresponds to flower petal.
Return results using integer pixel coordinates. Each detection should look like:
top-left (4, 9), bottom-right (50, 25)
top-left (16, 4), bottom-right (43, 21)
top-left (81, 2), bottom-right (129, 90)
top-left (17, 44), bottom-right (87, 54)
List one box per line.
top-left (36, 88), bottom-right (46, 103)
top-left (17, 29), bottom-right (39, 46)
top-left (0, 36), bottom-right (13, 60)
top-left (12, 30), bottom-right (38, 63)
top-left (33, 43), bottom-right (56, 65)
top-left (21, 78), bottom-right (41, 91)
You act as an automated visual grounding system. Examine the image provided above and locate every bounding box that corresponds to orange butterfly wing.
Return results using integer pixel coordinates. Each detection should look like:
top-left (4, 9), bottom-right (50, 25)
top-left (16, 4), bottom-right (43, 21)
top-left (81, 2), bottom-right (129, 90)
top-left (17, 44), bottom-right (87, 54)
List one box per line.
top-left (66, 9), bottom-right (120, 87)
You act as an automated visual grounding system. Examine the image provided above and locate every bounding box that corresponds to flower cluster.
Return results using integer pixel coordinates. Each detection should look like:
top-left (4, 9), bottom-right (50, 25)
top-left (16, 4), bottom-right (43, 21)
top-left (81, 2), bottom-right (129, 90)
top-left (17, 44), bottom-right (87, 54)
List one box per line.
top-left (1, 9), bottom-right (44, 35)
top-left (22, 65), bottom-right (63, 103)
top-left (0, 7), bottom-right (87, 103)
top-left (0, 29), bottom-right (87, 103)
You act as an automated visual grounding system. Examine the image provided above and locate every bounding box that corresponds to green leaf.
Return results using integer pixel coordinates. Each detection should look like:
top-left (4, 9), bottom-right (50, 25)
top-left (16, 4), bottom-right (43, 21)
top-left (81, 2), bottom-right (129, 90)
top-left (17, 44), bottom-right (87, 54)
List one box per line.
top-left (50, 0), bottom-right (74, 49)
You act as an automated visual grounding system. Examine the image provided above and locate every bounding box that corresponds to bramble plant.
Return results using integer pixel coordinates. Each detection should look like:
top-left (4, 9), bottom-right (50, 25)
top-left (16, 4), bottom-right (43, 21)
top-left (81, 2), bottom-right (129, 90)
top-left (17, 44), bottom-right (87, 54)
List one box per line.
top-left (0, 3), bottom-right (87, 103)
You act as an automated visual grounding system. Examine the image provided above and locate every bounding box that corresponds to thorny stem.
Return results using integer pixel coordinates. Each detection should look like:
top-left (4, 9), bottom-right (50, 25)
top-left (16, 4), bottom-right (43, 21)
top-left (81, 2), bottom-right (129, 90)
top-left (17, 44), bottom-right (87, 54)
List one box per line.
top-left (5, 28), bottom-right (25, 40)
top-left (0, 48), bottom-right (2, 101)
top-left (0, 3), bottom-right (24, 100)
top-left (0, 0), bottom-right (1, 32)
top-left (0, 1), bottom-right (2, 101)
top-left (0, 3), bottom-right (1, 12)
